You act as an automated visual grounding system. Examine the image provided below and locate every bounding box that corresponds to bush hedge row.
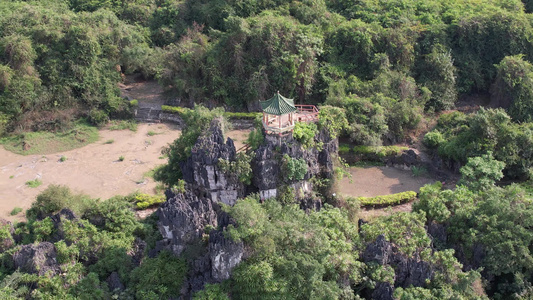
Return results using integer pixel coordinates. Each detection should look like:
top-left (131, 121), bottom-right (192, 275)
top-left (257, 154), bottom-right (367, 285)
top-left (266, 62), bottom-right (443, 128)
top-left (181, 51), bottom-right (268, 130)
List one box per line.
top-left (161, 105), bottom-right (260, 120)
top-left (353, 191), bottom-right (417, 208)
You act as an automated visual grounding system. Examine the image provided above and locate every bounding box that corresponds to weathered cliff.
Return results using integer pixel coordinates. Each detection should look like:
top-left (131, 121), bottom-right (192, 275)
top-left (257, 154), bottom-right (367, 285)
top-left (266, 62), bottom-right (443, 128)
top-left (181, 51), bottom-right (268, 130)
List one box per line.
top-left (181, 118), bottom-right (244, 206)
top-left (252, 127), bottom-right (337, 201)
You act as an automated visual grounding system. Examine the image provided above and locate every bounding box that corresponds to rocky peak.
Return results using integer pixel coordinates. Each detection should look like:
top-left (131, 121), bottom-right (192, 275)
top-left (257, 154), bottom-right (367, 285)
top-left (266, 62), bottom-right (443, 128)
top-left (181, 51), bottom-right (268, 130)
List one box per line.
top-left (181, 118), bottom-right (244, 206)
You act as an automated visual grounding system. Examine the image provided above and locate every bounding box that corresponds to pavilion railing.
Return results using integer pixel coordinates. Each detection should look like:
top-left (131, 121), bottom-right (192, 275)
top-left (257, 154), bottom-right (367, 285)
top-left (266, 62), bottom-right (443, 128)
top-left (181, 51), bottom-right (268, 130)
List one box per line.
top-left (295, 104), bottom-right (319, 122)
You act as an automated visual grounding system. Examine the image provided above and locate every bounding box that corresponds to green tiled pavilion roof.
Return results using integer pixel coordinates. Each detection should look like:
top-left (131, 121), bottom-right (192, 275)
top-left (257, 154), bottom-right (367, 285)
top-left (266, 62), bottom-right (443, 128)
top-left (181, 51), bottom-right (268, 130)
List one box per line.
top-left (260, 92), bottom-right (297, 116)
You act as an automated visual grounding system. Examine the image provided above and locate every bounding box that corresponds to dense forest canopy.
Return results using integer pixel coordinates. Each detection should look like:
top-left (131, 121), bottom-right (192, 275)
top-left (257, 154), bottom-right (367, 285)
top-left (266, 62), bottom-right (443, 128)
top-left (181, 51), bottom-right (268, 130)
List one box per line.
top-left (1, 0), bottom-right (533, 299)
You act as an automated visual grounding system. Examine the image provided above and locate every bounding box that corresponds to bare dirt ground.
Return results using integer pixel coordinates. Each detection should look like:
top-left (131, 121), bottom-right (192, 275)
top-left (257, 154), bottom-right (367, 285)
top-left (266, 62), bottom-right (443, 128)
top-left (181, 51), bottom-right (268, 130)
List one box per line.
top-left (338, 166), bottom-right (436, 220)
top-left (0, 124), bottom-right (250, 222)
top-left (119, 74), bottom-right (166, 105)
top-left (0, 124), bottom-right (180, 222)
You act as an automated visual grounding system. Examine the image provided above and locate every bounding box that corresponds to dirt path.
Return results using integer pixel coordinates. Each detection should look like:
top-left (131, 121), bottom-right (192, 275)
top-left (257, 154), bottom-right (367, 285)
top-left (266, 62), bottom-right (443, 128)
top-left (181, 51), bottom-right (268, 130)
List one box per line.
top-left (338, 166), bottom-right (436, 220)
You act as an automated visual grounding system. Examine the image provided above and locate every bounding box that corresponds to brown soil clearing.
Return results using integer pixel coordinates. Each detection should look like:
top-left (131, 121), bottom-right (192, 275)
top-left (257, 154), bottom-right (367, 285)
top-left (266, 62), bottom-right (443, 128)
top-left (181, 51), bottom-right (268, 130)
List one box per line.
top-left (338, 166), bottom-right (436, 219)
top-left (0, 124), bottom-right (179, 222)
top-left (0, 126), bottom-right (250, 222)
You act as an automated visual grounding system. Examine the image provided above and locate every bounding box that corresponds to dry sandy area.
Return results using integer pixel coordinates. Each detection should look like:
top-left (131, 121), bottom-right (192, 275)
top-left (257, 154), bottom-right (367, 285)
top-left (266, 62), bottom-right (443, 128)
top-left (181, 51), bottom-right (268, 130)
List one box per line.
top-left (0, 126), bottom-right (250, 222)
top-left (339, 166), bottom-right (435, 197)
top-left (338, 166), bottom-right (436, 219)
top-left (0, 124), bottom-right (180, 221)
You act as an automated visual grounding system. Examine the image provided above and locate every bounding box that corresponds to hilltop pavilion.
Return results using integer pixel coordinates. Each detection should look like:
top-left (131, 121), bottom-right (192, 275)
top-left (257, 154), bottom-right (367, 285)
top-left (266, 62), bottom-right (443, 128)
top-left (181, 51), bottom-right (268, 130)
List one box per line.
top-left (260, 92), bottom-right (319, 135)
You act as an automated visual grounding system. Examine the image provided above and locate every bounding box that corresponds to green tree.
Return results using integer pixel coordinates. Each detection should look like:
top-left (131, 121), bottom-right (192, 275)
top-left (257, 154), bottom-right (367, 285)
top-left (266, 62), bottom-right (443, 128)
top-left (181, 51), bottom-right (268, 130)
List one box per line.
top-left (458, 152), bottom-right (505, 191)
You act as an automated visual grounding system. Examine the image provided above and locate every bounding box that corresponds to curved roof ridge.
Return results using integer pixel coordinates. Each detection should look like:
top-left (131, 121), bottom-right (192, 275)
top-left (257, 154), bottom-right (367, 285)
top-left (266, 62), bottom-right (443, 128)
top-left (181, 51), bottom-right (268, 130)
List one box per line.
top-left (260, 92), bottom-right (297, 115)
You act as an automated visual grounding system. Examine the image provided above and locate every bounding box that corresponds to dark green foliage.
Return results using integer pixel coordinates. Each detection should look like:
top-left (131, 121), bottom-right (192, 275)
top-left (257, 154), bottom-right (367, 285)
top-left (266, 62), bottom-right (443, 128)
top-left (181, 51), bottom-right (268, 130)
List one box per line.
top-left (281, 154), bottom-right (307, 182)
top-left (426, 108), bottom-right (533, 179)
top-left (218, 152), bottom-right (254, 185)
top-left (224, 197), bottom-right (362, 299)
top-left (417, 45), bottom-right (457, 111)
top-left (491, 55), bottom-right (533, 122)
top-left (26, 184), bottom-right (95, 220)
top-left (292, 122), bottom-right (319, 149)
top-left (414, 183), bottom-right (533, 298)
top-left (129, 251), bottom-right (187, 299)
top-left (458, 152), bottom-right (505, 191)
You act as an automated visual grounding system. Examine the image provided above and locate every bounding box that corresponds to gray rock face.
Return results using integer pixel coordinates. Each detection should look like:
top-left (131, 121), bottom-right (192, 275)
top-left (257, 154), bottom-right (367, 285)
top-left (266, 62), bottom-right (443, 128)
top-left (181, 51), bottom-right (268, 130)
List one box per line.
top-left (129, 238), bottom-right (147, 267)
top-left (107, 271), bottom-right (125, 292)
top-left (181, 118), bottom-right (244, 206)
top-left (252, 127), bottom-right (337, 199)
top-left (363, 235), bottom-right (435, 294)
top-left (157, 190), bottom-right (218, 256)
top-left (13, 242), bottom-right (60, 276)
top-left (372, 282), bottom-right (394, 300)
top-left (208, 230), bottom-right (244, 281)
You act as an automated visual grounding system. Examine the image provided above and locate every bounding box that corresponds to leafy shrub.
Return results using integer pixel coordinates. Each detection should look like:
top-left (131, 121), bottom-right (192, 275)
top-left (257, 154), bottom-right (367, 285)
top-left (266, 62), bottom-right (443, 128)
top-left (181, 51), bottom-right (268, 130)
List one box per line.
top-left (59, 155), bottom-right (67, 162)
top-left (25, 179), bottom-right (42, 188)
top-left (224, 112), bottom-right (261, 119)
top-left (245, 128), bottom-right (264, 151)
top-left (491, 55), bottom-right (533, 123)
top-left (171, 179), bottom-right (186, 194)
top-left (318, 105), bottom-right (349, 139)
top-left (423, 130), bottom-right (444, 148)
top-left (129, 251), bottom-right (187, 299)
top-left (355, 191), bottom-right (417, 208)
top-left (352, 145), bottom-right (407, 161)
top-left (217, 152), bottom-right (254, 185)
top-left (281, 154), bottom-right (307, 182)
top-left (9, 207), bottom-right (22, 216)
top-left (26, 185), bottom-right (95, 220)
top-left (293, 122), bottom-right (319, 149)
top-left (161, 105), bottom-right (186, 115)
top-left (132, 194), bottom-right (166, 210)
top-left (88, 109), bottom-right (109, 127)
top-left (118, 156), bottom-right (125, 162)
top-left (458, 152), bottom-right (505, 191)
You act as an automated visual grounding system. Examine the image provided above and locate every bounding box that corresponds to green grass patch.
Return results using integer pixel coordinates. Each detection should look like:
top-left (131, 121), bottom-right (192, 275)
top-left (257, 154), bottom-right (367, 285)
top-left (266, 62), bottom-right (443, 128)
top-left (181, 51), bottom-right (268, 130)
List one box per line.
top-left (9, 175), bottom-right (14, 179)
top-left (128, 193), bottom-right (166, 210)
top-left (147, 130), bottom-right (161, 136)
top-left (348, 161), bottom-right (386, 167)
top-left (162, 105), bottom-right (260, 120)
top-left (118, 156), bottom-right (125, 162)
top-left (0, 122), bottom-right (99, 155)
top-left (59, 155), bottom-right (67, 162)
top-left (352, 145), bottom-right (408, 158)
top-left (339, 143), bottom-right (351, 155)
top-left (350, 191), bottom-right (417, 208)
top-left (10, 207), bottom-right (23, 216)
top-left (108, 120), bottom-right (137, 132)
top-left (26, 179), bottom-right (43, 188)
top-left (104, 139), bottom-right (114, 144)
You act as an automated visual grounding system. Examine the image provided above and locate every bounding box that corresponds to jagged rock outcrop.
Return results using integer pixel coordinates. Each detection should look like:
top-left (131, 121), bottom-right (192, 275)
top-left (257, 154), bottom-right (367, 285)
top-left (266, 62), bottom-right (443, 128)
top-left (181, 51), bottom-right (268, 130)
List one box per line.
top-left (252, 127), bottom-right (337, 200)
top-left (157, 190), bottom-right (218, 256)
top-left (157, 189), bottom-right (244, 296)
top-left (363, 235), bottom-right (434, 294)
top-left (129, 238), bottom-right (147, 267)
top-left (372, 282), bottom-right (394, 300)
top-left (13, 242), bottom-right (60, 276)
top-left (208, 230), bottom-right (244, 282)
top-left (107, 271), bottom-right (125, 292)
top-left (181, 118), bottom-right (244, 206)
